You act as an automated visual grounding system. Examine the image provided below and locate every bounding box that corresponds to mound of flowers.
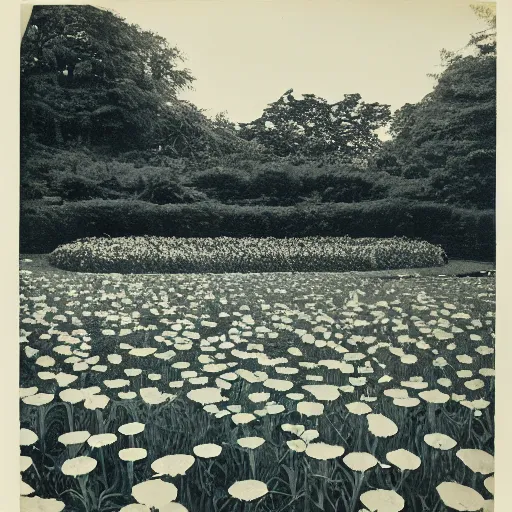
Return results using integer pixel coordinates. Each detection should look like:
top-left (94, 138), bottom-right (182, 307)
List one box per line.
top-left (48, 236), bottom-right (447, 274)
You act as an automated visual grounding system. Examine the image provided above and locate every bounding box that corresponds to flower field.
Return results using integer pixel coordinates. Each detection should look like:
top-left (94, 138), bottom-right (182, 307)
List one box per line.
top-left (48, 236), bottom-right (447, 274)
top-left (19, 263), bottom-right (494, 511)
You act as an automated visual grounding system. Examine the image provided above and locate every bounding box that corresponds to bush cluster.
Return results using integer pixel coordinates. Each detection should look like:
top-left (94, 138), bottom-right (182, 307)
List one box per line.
top-left (49, 235), bottom-right (447, 273)
top-left (20, 147), bottom-right (434, 206)
top-left (188, 164), bottom-right (395, 205)
top-left (20, 199), bottom-right (494, 260)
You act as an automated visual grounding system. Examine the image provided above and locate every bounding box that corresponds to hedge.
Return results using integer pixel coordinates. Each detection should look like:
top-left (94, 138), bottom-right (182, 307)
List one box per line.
top-left (20, 199), bottom-right (495, 260)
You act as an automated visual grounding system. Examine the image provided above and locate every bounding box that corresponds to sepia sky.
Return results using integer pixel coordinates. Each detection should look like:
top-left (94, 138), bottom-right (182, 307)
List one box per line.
top-left (104, 0), bottom-right (492, 128)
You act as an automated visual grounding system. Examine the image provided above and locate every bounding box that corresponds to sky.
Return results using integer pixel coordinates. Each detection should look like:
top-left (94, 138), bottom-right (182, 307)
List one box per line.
top-left (104, 0), bottom-right (491, 129)
top-left (39, 0), bottom-right (485, 133)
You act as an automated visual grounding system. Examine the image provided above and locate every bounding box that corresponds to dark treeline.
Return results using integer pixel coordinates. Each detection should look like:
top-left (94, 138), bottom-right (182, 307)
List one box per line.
top-left (20, 4), bottom-right (496, 256)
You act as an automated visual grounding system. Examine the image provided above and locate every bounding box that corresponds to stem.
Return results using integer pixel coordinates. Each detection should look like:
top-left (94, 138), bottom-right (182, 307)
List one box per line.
top-left (78, 475), bottom-right (90, 512)
top-left (128, 462), bottom-right (134, 489)
top-left (427, 404), bottom-right (437, 430)
top-left (96, 410), bottom-right (104, 434)
top-left (99, 449), bottom-right (108, 488)
top-left (396, 470), bottom-right (406, 491)
top-left (249, 450), bottom-right (256, 479)
top-left (38, 407), bottom-right (47, 456)
top-left (66, 403), bottom-right (74, 432)
top-left (371, 437), bottom-right (379, 456)
top-left (349, 472), bottom-right (364, 512)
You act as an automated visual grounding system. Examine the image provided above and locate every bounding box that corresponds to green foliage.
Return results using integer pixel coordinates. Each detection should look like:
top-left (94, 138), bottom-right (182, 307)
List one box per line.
top-left (21, 199), bottom-right (495, 260)
top-left (238, 91), bottom-right (391, 160)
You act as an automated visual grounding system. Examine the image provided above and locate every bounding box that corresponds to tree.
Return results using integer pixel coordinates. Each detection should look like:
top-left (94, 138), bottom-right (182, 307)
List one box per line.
top-left (21, 5), bottom-right (194, 151)
top-left (373, 4), bottom-right (495, 208)
top-left (153, 101), bottom-right (254, 158)
top-left (238, 91), bottom-right (390, 160)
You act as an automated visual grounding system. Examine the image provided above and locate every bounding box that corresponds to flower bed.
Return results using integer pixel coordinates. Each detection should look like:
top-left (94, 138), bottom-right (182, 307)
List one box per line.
top-left (49, 236), bottom-right (447, 274)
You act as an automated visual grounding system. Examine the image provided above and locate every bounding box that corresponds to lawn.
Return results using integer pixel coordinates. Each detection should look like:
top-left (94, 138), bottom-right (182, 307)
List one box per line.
top-left (19, 261), bottom-right (495, 512)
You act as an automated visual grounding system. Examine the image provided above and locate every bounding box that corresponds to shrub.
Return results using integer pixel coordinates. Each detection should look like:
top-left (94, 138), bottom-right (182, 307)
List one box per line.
top-left (402, 162), bottom-right (429, 179)
top-left (51, 172), bottom-right (104, 200)
top-left (248, 167), bottom-right (303, 205)
top-left (429, 149), bottom-right (496, 209)
top-left (20, 199), bottom-right (495, 260)
top-left (49, 236), bottom-right (447, 273)
top-left (137, 173), bottom-right (208, 205)
top-left (189, 167), bottom-right (251, 202)
top-left (20, 178), bottom-right (51, 200)
top-left (298, 167), bottom-right (389, 202)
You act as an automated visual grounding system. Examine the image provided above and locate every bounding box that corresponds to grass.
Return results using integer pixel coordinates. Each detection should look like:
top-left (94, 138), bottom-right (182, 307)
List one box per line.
top-left (19, 261), bottom-right (495, 511)
top-left (21, 254), bottom-right (495, 278)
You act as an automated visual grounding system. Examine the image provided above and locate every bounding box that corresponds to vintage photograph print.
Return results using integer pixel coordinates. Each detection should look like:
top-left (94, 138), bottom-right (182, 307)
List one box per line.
top-left (18, 1), bottom-right (496, 511)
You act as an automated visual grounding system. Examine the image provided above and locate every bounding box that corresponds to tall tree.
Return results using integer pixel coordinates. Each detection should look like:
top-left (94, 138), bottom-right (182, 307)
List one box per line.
top-left (21, 5), bottom-right (194, 151)
top-left (373, 4), bottom-right (495, 208)
top-left (238, 91), bottom-right (390, 160)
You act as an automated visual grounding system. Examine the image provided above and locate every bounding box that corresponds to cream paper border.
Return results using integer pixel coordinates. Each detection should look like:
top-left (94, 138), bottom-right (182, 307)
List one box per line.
top-left (1, 1), bottom-right (509, 510)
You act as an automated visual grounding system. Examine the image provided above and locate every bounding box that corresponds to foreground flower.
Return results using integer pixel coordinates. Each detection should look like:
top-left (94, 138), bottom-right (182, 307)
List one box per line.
top-left (61, 456), bottom-right (97, 477)
top-left (20, 496), bottom-right (65, 512)
top-left (346, 401), bottom-right (372, 415)
top-left (456, 449), bottom-right (494, 475)
top-left (386, 449), bottom-right (421, 471)
top-left (151, 454), bottom-right (195, 477)
top-left (119, 422), bottom-right (145, 436)
top-left (228, 480), bottom-right (269, 501)
top-left (287, 439), bottom-right (307, 452)
top-left (231, 413), bottom-right (256, 425)
top-left (237, 437), bottom-right (265, 449)
top-left (297, 401), bottom-right (324, 417)
top-left (436, 482), bottom-right (485, 511)
top-left (119, 448), bottom-right (147, 462)
top-left (20, 428), bottom-right (38, 447)
top-left (360, 489), bottom-right (405, 512)
top-left (20, 456), bottom-right (32, 473)
top-left (305, 442), bottom-right (345, 460)
top-left (367, 414), bottom-right (398, 438)
top-left (193, 443), bottom-right (222, 458)
top-left (139, 387), bottom-right (175, 405)
top-left (58, 431), bottom-right (91, 446)
top-left (187, 387), bottom-right (226, 405)
top-left (302, 384), bottom-right (340, 401)
top-left (343, 452), bottom-right (378, 472)
top-left (132, 479), bottom-right (178, 509)
top-left (423, 433), bottom-right (457, 450)
top-left (88, 433), bottom-right (117, 448)
top-left (22, 393), bottom-right (54, 406)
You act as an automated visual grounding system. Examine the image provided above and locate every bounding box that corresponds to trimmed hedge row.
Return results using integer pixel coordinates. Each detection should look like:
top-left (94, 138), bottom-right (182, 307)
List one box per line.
top-left (20, 199), bottom-right (495, 260)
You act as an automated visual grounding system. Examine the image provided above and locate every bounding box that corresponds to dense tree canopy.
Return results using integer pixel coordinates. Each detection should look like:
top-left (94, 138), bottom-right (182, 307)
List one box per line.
top-left (372, 4), bottom-right (495, 208)
top-left (238, 91), bottom-right (391, 160)
top-left (20, 4), bottom-right (253, 164)
top-left (20, 4), bottom-right (495, 213)
top-left (21, 5), bottom-right (194, 151)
